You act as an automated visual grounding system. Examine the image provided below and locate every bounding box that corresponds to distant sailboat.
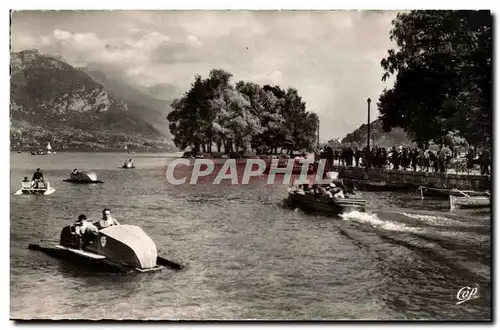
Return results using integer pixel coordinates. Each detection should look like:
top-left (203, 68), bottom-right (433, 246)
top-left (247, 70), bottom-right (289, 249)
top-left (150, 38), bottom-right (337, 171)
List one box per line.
top-left (47, 142), bottom-right (56, 154)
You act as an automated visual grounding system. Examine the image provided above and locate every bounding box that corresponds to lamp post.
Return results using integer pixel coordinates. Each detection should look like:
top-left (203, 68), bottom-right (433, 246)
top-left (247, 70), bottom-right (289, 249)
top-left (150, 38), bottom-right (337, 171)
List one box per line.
top-left (367, 97), bottom-right (371, 151)
top-left (316, 117), bottom-right (320, 150)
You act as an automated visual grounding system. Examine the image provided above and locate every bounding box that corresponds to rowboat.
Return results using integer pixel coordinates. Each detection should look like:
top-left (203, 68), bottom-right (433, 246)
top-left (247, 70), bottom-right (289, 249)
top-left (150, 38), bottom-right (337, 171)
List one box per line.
top-left (450, 195), bottom-right (491, 210)
top-left (14, 181), bottom-right (55, 195)
top-left (419, 186), bottom-right (489, 199)
top-left (28, 224), bottom-right (183, 273)
top-left (286, 186), bottom-right (366, 215)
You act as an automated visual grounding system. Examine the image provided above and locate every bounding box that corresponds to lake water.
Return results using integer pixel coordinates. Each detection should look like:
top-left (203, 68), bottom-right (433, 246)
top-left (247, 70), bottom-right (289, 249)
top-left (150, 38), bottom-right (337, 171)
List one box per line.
top-left (10, 152), bottom-right (491, 320)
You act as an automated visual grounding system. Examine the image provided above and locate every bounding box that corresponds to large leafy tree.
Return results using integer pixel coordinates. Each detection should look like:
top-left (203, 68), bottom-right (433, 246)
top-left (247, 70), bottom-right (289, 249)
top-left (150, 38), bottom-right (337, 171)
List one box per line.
top-left (378, 10), bottom-right (492, 148)
top-left (167, 69), bottom-right (318, 154)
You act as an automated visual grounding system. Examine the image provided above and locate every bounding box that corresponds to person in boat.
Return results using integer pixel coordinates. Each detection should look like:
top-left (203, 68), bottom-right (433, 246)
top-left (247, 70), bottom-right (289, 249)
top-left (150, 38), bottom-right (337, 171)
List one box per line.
top-left (324, 186), bottom-right (334, 199)
top-left (98, 208), bottom-right (120, 229)
top-left (312, 185), bottom-right (322, 197)
top-left (329, 183), bottom-right (345, 199)
top-left (71, 169), bottom-right (79, 176)
top-left (73, 214), bottom-right (98, 236)
top-left (31, 168), bottom-right (44, 188)
top-left (295, 185), bottom-right (306, 195)
top-left (72, 214), bottom-right (99, 249)
top-left (21, 176), bottom-right (31, 189)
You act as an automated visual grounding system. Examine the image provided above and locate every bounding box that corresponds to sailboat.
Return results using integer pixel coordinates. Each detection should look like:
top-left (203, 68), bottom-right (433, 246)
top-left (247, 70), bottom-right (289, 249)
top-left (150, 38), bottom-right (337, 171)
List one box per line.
top-left (47, 142), bottom-right (56, 155)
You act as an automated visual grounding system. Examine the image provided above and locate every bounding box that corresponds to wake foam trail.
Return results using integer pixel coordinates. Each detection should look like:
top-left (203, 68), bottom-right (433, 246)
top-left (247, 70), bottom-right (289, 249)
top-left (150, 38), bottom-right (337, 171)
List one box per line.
top-left (398, 212), bottom-right (467, 227)
top-left (340, 210), bottom-right (425, 234)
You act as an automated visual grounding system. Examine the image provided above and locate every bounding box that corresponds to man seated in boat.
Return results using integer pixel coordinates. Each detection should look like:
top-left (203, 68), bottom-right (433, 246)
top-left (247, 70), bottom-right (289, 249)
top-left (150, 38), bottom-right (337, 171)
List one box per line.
top-left (324, 186), bottom-right (334, 198)
top-left (71, 169), bottom-right (80, 177)
top-left (97, 208), bottom-right (121, 230)
top-left (295, 184), bottom-right (306, 195)
top-left (312, 185), bottom-right (324, 197)
top-left (333, 186), bottom-right (345, 199)
top-left (31, 168), bottom-right (44, 189)
top-left (72, 214), bottom-right (99, 249)
top-left (328, 183), bottom-right (345, 199)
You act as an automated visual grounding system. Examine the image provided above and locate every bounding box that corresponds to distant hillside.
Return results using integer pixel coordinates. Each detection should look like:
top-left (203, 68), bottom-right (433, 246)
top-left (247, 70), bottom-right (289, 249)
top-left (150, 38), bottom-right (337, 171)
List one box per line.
top-left (340, 119), bottom-right (413, 148)
top-left (82, 68), bottom-right (173, 138)
top-left (10, 49), bottom-right (172, 150)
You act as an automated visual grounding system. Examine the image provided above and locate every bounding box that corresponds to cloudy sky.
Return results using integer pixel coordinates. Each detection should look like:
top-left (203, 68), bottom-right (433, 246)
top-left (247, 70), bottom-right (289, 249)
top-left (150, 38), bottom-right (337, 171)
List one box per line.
top-left (11, 10), bottom-right (399, 140)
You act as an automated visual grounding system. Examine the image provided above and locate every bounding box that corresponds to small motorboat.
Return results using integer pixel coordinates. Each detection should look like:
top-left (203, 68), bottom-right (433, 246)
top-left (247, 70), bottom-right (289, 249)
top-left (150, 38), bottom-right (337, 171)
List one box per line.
top-left (28, 224), bottom-right (183, 273)
top-left (286, 179), bottom-right (366, 215)
top-left (63, 170), bottom-right (103, 183)
top-left (450, 195), bottom-right (491, 210)
top-left (14, 180), bottom-right (55, 195)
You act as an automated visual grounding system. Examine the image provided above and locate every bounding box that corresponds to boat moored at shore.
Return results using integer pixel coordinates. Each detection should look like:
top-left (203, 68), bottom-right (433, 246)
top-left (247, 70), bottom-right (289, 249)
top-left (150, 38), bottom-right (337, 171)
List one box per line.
top-left (419, 186), bottom-right (490, 199)
top-left (450, 195), bottom-right (491, 210)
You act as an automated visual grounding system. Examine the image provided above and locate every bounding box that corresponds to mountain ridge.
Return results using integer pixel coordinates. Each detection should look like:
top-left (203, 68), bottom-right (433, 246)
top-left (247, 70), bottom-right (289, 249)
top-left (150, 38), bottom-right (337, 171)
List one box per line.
top-left (10, 49), bottom-right (173, 151)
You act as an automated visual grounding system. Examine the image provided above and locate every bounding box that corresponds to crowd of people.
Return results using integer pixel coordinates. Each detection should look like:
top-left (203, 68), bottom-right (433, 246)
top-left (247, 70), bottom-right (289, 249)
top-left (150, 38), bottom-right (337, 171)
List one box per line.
top-left (293, 181), bottom-right (346, 199)
top-left (319, 145), bottom-right (491, 176)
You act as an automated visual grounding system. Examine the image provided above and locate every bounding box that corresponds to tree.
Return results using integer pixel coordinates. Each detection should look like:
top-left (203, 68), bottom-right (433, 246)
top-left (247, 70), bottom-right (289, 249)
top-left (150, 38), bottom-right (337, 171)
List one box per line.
top-left (167, 70), bottom-right (318, 154)
top-left (378, 10), bottom-right (492, 148)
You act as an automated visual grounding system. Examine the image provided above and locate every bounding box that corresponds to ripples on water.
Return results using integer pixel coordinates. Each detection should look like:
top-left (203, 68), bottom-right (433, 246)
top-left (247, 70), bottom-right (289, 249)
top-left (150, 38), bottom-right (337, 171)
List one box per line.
top-left (10, 152), bottom-right (491, 320)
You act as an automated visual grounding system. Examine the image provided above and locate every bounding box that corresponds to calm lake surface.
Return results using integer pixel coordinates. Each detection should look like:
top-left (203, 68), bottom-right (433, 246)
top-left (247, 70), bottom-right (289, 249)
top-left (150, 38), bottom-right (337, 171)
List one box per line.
top-left (10, 152), bottom-right (491, 320)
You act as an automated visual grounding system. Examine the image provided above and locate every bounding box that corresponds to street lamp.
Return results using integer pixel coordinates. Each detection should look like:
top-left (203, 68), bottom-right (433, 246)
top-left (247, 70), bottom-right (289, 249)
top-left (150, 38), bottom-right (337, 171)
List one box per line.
top-left (367, 97), bottom-right (371, 151)
top-left (316, 116), bottom-right (320, 150)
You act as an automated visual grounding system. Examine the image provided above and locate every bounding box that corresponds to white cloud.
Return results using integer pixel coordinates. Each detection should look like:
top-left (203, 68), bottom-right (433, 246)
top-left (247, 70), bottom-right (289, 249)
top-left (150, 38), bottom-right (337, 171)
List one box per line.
top-left (53, 29), bottom-right (71, 40)
top-left (10, 10), bottom-right (399, 140)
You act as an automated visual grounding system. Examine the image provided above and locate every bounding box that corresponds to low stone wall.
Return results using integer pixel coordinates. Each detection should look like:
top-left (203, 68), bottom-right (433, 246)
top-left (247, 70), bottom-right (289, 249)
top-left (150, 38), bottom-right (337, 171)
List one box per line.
top-left (333, 165), bottom-right (491, 191)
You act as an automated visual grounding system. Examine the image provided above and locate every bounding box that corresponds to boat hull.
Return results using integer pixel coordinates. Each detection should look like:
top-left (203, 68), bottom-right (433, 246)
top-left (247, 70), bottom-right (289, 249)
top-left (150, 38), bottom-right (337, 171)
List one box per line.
top-left (15, 181), bottom-right (55, 196)
top-left (28, 224), bottom-right (184, 273)
top-left (16, 188), bottom-right (55, 195)
top-left (450, 195), bottom-right (491, 210)
top-left (63, 179), bottom-right (104, 184)
top-left (286, 191), bottom-right (366, 215)
top-left (27, 244), bottom-right (164, 273)
top-left (420, 186), bottom-right (489, 199)
top-left (64, 171), bottom-right (103, 183)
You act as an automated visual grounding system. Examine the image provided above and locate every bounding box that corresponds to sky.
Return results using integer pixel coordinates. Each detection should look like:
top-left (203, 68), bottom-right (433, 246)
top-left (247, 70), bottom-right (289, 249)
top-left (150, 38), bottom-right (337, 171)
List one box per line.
top-left (10, 10), bottom-right (399, 141)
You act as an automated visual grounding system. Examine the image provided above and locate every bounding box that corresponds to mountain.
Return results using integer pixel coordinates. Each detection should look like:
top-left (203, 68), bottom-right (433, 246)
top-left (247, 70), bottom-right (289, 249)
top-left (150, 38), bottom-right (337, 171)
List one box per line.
top-left (10, 49), bottom-right (172, 151)
top-left (339, 119), bottom-right (412, 148)
top-left (82, 68), bottom-right (173, 138)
